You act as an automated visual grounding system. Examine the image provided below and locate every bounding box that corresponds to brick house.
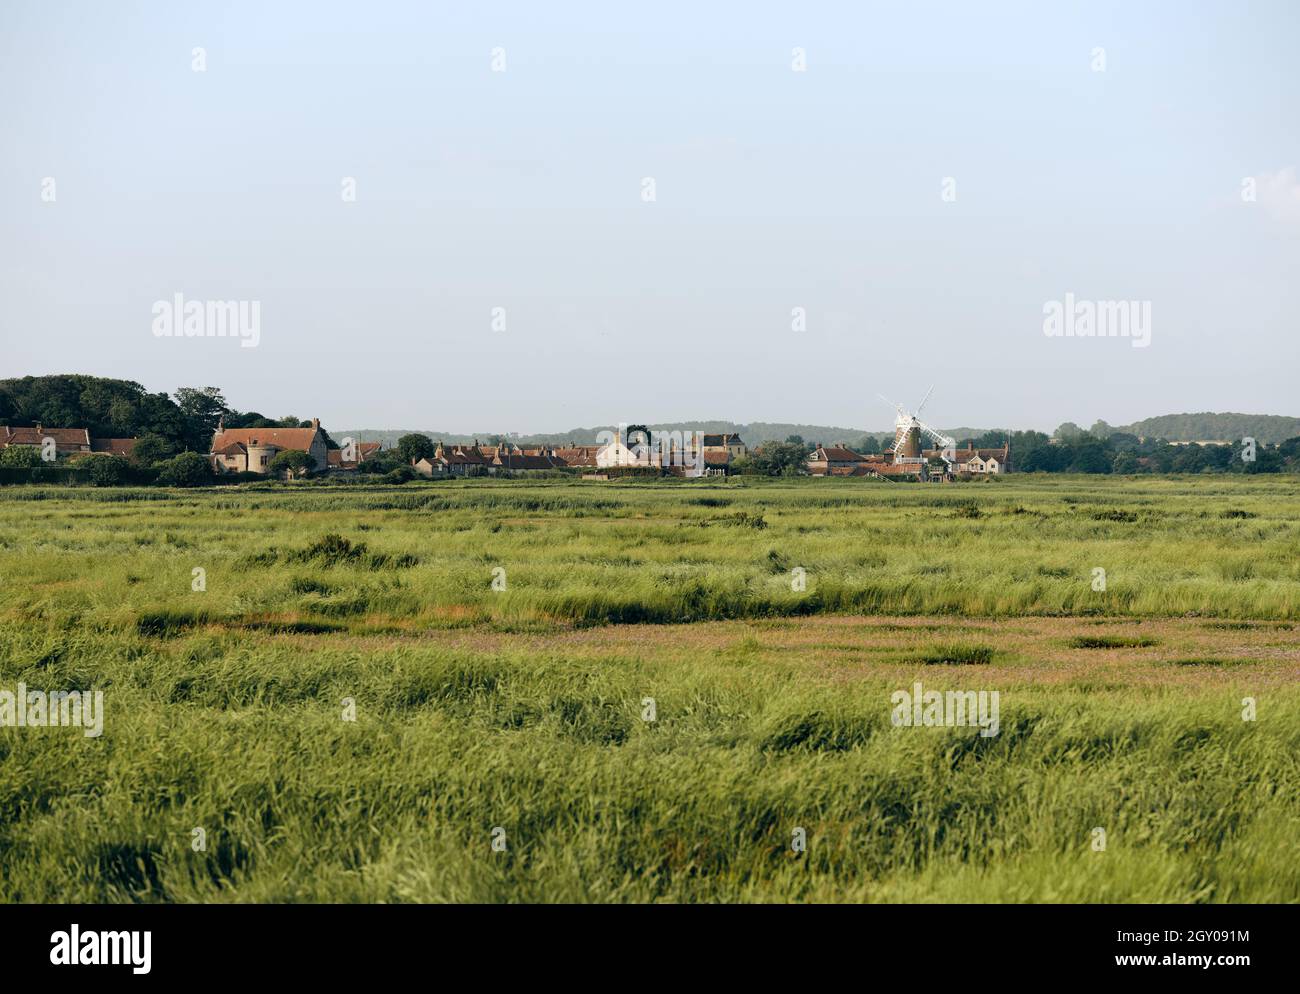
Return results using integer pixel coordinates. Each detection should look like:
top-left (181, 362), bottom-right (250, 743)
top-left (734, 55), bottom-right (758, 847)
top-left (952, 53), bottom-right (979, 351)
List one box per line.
top-left (1, 425), bottom-right (92, 456)
top-left (807, 443), bottom-right (869, 476)
top-left (209, 418), bottom-right (329, 474)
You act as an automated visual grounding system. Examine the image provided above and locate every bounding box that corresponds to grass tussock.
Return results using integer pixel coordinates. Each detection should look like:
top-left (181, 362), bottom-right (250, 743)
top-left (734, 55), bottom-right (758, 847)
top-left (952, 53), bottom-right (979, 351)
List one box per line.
top-left (911, 643), bottom-right (995, 665)
top-left (1068, 636), bottom-right (1160, 649)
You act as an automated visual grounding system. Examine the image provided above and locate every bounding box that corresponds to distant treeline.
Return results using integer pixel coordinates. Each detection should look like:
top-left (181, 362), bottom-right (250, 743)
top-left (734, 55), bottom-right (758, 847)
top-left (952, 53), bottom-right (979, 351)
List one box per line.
top-left (997, 430), bottom-right (1297, 474)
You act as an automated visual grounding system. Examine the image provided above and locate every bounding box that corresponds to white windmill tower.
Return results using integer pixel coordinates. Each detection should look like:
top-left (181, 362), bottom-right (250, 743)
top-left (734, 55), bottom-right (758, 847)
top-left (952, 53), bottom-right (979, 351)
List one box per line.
top-left (878, 386), bottom-right (957, 471)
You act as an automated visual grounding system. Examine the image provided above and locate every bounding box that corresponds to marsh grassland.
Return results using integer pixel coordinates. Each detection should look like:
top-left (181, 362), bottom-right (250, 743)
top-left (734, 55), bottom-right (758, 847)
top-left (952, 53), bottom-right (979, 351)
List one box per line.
top-left (1, 475), bottom-right (1297, 902)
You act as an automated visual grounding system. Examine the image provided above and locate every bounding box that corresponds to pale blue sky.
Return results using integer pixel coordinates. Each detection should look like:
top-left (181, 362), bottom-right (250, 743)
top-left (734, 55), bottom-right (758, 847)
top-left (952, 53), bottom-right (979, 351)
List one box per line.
top-left (2, 0), bottom-right (1297, 432)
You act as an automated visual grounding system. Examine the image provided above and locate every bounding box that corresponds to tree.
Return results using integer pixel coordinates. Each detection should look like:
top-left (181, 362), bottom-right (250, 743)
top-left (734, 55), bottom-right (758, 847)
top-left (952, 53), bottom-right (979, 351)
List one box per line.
top-left (1054, 422), bottom-right (1085, 441)
top-left (1070, 442), bottom-right (1112, 473)
top-left (1019, 443), bottom-right (1068, 473)
top-left (1089, 420), bottom-right (1114, 438)
top-left (107, 398), bottom-right (137, 435)
top-left (1111, 451), bottom-right (1138, 474)
top-left (223, 411), bottom-right (280, 429)
top-left (1108, 432), bottom-right (1141, 451)
top-left (749, 441), bottom-right (808, 476)
top-left (87, 454), bottom-right (131, 486)
top-left (270, 449), bottom-right (312, 478)
top-left (397, 433), bottom-right (436, 464)
top-left (856, 435), bottom-right (881, 454)
top-left (384, 465), bottom-right (416, 484)
top-left (0, 446), bottom-right (43, 468)
top-left (133, 433), bottom-right (177, 466)
top-left (156, 451), bottom-right (212, 487)
top-left (359, 448), bottom-right (407, 474)
top-left (174, 386), bottom-right (229, 436)
top-left (970, 430), bottom-right (1010, 449)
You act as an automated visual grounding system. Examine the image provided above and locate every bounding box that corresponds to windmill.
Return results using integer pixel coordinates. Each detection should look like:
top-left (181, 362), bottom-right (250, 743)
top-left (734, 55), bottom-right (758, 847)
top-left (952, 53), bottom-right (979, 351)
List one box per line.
top-left (878, 386), bottom-right (957, 469)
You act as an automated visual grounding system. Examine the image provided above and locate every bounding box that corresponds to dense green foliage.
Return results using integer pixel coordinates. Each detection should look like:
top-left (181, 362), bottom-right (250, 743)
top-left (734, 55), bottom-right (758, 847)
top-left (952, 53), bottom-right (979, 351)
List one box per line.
top-left (86, 454), bottom-right (131, 486)
top-left (0, 375), bottom-right (200, 450)
top-left (396, 433), bottom-right (436, 464)
top-left (154, 452), bottom-right (212, 487)
top-left (0, 477), bottom-right (1296, 902)
top-left (269, 450), bottom-right (312, 478)
top-left (0, 445), bottom-right (42, 468)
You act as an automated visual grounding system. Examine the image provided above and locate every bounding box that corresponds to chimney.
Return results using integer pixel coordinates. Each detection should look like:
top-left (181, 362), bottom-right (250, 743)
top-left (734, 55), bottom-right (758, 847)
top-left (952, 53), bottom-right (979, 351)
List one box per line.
top-left (35, 422), bottom-right (42, 434)
top-left (311, 418), bottom-right (320, 429)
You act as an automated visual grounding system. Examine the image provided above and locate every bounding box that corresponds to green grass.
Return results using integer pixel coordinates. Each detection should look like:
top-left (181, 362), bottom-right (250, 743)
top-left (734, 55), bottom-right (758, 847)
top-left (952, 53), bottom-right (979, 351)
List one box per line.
top-left (0, 474), bottom-right (1297, 902)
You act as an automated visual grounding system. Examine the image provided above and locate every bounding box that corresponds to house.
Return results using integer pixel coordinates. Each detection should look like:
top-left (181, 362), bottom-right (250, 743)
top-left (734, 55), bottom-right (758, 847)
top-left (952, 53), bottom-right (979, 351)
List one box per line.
top-left (696, 433), bottom-right (745, 475)
top-left (807, 443), bottom-right (869, 476)
top-left (922, 445), bottom-right (1010, 475)
top-left (553, 445), bottom-right (600, 468)
top-left (487, 443), bottom-right (564, 472)
top-left (1, 425), bottom-right (92, 457)
top-left (702, 451), bottom-right (731, 477)
top-left (326, 441), bottom-right (382, 470)
top-left (806, 442), bottom-right (931, 480)
top-left (209, 418), bottom-right (329, 474)
top-left (593, 428), bottom-right (709, 476)
top-left (702, 433), bottom-right (747, 460)
top-left (414, 441), bottom-right (490, 477)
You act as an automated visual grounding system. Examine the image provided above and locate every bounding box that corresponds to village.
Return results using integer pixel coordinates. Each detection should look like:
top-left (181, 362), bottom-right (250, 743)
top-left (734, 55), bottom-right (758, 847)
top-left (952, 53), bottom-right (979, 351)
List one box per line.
top-left (0, 414), bottom-right (1010, 482)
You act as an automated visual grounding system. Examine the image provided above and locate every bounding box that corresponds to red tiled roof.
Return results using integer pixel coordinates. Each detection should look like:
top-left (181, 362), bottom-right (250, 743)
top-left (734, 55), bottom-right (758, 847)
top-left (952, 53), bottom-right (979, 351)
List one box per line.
top-left (812, 445), bottom-right (866, 462)
top-left (211, 427), bottom-right (318, 453)
top-left (444, 445), bottom-right (487, 465)
top-left (2, 426), bottom-right (91, 449)
top-left (554, 446), bottom-right (598, 467)
top-left (90, 438), bottom-right (137, 457)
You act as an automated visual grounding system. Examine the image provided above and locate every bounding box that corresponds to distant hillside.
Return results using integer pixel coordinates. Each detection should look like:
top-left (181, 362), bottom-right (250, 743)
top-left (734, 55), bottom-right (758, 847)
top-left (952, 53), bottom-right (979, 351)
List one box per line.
top-left (1117, 413), bottom-right (1300, 445)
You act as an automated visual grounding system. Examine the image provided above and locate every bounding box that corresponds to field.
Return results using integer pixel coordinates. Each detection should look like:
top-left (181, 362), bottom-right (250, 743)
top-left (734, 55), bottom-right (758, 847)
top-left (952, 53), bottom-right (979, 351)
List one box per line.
top-left (1, 474), bottom-right (1298, 902)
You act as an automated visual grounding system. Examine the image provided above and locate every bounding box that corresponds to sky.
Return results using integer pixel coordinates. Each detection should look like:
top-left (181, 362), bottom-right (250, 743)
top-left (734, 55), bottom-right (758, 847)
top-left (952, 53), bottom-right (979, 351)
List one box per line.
top-left (2, 0), bottom-right (1298, 434)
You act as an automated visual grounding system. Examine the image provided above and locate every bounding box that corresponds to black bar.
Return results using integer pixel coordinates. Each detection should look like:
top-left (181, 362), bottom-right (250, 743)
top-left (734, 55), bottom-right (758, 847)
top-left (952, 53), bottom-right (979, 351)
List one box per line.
top-left (0, 903), bottom-right (1287, 982)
